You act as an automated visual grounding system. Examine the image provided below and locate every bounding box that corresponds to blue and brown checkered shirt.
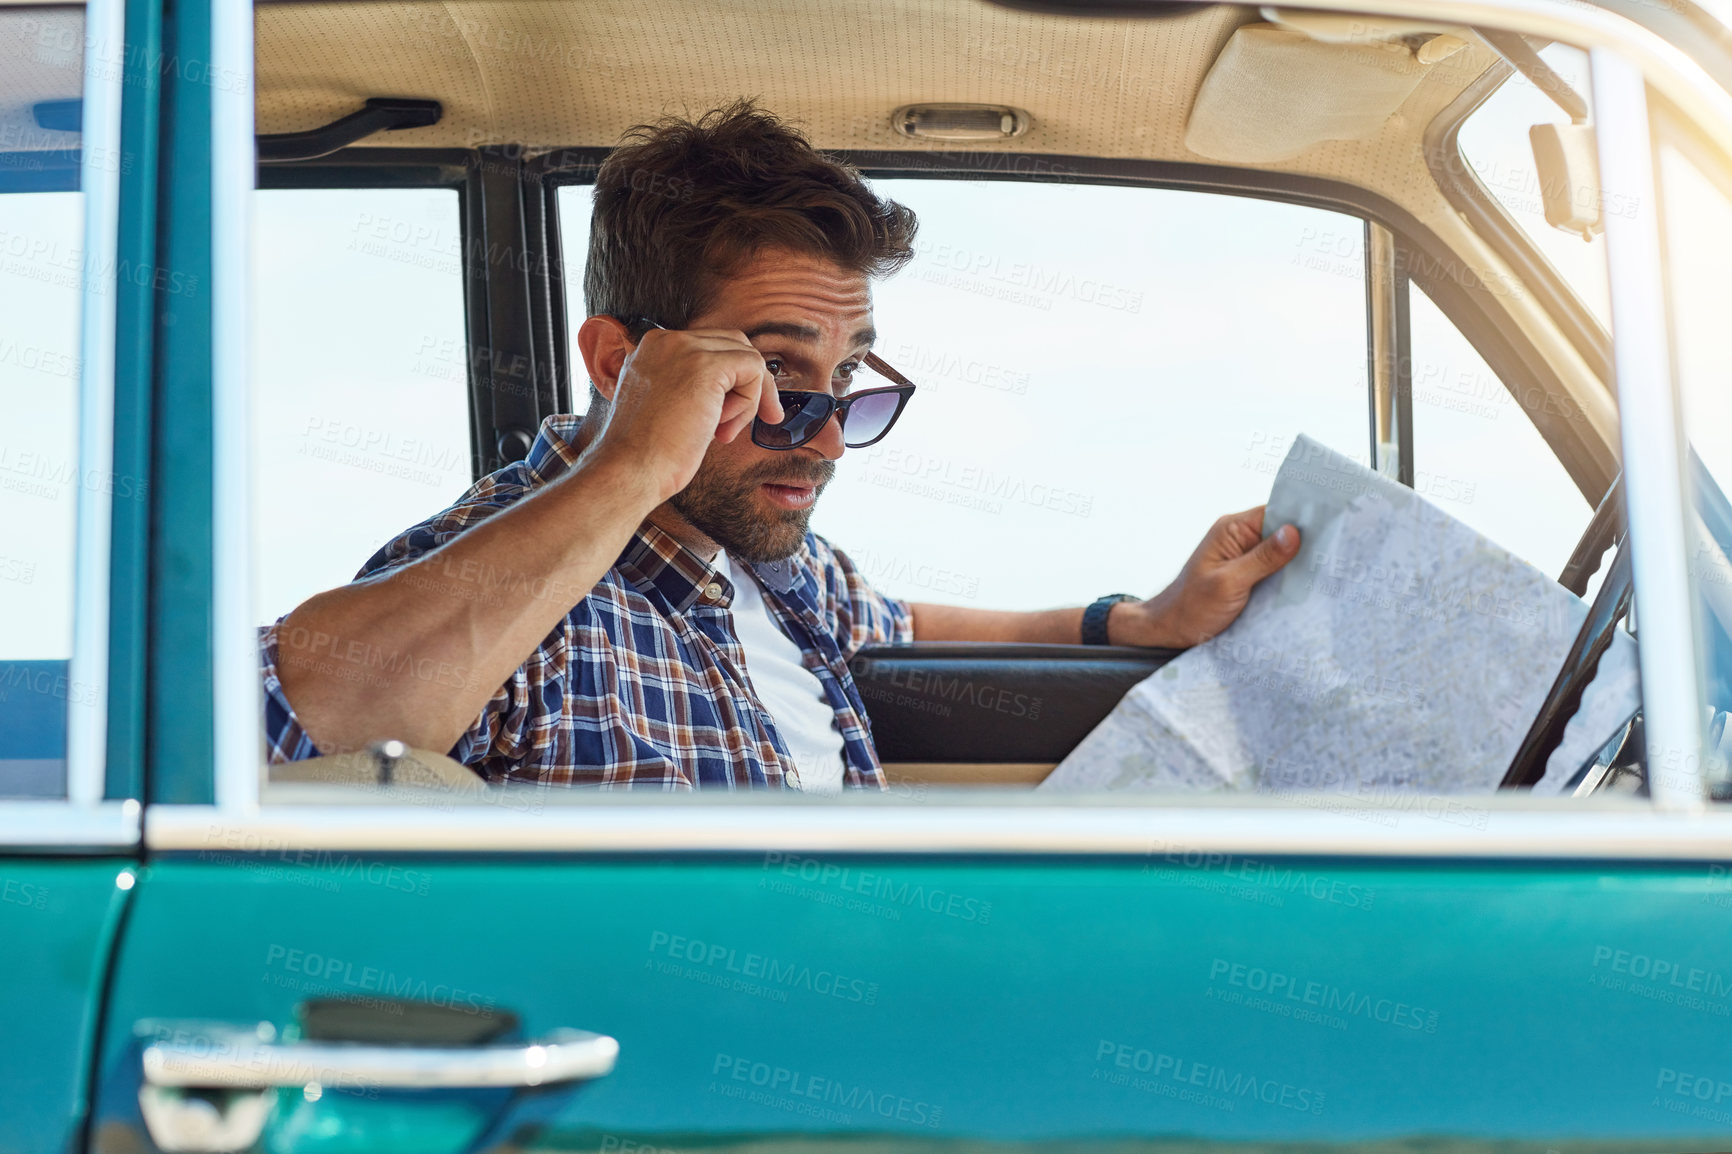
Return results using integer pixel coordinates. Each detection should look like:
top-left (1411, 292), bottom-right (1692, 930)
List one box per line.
top-left (259, 415), bottom-right (913, 789)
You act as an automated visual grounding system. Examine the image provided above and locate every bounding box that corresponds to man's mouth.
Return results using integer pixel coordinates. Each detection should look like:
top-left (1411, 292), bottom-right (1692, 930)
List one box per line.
top-left (760, 481), bottom-right (819, 510)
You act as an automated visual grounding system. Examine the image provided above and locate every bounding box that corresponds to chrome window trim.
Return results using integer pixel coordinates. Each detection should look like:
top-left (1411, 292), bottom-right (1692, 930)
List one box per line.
top-left (66, 0), bottom-right (126, 808)
top-left (211, 0), bottom-right (262, 814)
top-left (0, 800), bottom-right (141, 851)
top-left (1592, 48), bottom-right (1708, 808)
top-left (150, 798), bottom-right (1732, 859)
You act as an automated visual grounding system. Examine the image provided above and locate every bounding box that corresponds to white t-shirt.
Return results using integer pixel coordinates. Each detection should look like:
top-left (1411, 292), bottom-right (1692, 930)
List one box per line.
top-left (720, 553), bottom-right (846, 794)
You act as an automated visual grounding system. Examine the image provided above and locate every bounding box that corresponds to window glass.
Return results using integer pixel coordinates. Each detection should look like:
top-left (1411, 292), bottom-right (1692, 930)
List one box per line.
top-left (0, 6), bottom-right (86, 799)
top-left (1456, 42), bottom-right (1612, 327)
top-left (1408, 285), bottom-right (1592, 580)
top-left (560, 179), bottom-right (1371, 610)
top-left (252, 187), bottom-right (470, 624)
top-left (1657, 143), bottom-right (1732, 775)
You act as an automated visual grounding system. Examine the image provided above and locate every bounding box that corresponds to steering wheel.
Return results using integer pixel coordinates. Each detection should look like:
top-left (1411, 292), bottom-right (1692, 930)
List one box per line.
top-left (1499, 475), bottom-right (1631, 790)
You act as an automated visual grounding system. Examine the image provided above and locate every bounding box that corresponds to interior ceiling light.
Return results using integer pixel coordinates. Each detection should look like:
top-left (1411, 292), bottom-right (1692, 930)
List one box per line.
top-left (893, 104), bottom-right (1031, 142)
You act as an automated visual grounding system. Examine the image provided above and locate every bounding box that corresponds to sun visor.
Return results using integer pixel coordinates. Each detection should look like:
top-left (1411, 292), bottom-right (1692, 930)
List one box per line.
top-left (1184, 21), bottom-right (1457, 164)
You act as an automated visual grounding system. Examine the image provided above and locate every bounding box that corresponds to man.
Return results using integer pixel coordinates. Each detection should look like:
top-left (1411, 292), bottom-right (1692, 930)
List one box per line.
top-left (263, 102), bottom-right (1300, 789)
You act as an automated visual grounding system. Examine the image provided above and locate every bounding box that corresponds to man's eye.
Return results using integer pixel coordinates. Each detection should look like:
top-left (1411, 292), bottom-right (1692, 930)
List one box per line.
top-left (764, 358), bottom-right (787, 377)
top-left (836, 362), bottom-right (860, 380)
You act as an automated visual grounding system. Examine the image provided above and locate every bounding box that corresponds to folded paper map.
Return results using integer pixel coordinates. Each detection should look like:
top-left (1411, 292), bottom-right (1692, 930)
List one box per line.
top-left (1040, 435), bottom-right (1640, 795)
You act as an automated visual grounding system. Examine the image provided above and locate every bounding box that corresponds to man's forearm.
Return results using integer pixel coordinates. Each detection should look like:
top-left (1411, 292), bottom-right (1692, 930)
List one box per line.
top-left (909, 601), bottom-right (1143, 646)
top-left (277, 455), bottom-right (660, 756)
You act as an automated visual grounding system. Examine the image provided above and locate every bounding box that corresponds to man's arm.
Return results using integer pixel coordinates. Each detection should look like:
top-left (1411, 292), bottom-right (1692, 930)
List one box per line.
top-left (276, 324), bottom-right (782, 756)
top-left (908, 506), bottom-right (1300, 649)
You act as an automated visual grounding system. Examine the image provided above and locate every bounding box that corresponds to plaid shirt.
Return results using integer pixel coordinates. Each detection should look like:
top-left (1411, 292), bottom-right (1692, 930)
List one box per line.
top-left (259, 415), bottom-right (913, 789)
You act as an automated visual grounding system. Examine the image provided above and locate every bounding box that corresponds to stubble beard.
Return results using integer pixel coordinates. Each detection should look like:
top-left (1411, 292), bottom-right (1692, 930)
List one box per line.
top-left (670, 456), bottom-right (836, 564)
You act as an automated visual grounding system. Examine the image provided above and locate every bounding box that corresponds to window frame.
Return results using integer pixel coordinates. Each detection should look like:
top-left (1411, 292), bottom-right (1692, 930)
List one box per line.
top-left (0, 0), bottom-right (139, 849)
top-left (161, 0), bottom-right (1732, 851)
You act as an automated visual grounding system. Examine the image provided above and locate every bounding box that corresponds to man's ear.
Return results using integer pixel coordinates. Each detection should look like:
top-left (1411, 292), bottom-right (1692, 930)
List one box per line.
top-left (575, 315), bottom-right (635, 403)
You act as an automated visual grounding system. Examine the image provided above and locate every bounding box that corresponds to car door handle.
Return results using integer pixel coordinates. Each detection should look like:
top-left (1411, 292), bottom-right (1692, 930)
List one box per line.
top-left (142, 1024), bottom-right (619, 1089)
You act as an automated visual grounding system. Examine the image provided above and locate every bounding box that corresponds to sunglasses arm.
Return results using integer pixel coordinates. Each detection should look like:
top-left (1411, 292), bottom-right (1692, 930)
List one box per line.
top-left (863, 351), bottom-right (915, 389)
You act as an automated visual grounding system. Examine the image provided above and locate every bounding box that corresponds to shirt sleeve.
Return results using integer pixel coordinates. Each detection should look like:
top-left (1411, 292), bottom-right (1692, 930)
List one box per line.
top-left (259, 620), bottom-right (321, 764)
top-left (821, 540), bottom-right (914, 658)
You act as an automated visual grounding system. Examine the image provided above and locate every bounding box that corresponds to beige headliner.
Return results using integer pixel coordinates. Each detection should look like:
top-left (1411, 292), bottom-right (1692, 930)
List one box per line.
top-left (252, 0), bottom-right (1615, 485)
top-left (255, 1), bottom-right (1494, 165)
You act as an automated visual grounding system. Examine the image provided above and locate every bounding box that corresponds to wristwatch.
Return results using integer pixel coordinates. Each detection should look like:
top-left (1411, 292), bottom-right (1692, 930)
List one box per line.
top-left (1081, 593), bottom-right (1137, 646)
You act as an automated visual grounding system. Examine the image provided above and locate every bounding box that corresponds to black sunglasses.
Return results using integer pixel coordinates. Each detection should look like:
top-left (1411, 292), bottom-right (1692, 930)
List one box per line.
top-left (623, 318), bottom-right (917, 451)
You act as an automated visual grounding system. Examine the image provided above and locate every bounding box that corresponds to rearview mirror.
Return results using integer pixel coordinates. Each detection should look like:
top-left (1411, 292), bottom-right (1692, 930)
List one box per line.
top-left (1530, 121), bottom-right (1604, 239)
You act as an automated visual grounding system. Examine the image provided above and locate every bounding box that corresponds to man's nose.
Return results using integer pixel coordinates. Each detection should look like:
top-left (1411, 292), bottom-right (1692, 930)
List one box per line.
top-left (807, 407), bottom-right (846, 460)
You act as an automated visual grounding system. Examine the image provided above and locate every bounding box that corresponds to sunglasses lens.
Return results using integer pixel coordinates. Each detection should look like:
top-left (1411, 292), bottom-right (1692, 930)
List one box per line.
top-left (754, 391), bottom-right (834, 449)
top-left (841, 391), bottom-right (903, 447)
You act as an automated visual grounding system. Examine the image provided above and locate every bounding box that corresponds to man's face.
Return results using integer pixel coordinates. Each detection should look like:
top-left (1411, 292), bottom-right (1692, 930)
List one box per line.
top-left (667, 248), bottom-right (875, 564)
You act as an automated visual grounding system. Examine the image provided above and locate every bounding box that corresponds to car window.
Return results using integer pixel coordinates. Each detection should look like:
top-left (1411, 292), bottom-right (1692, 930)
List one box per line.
top-left (252, 187), bottom-right (471, 625)
top-left (0, 5), bottom-right (89, 800)
top-left (1408, 284), bottom-right (1592, 580)
top-left (1656, 139), bottom-right (1732, 777)
top-left (1455, 41), bottom-right (1612, 327)
top-left (559, 179), bottom-right (1373, 609)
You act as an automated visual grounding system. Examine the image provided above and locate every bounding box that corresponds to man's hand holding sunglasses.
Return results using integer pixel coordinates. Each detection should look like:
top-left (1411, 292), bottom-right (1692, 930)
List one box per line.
top-left (584, 324), bottom-right (787, 507)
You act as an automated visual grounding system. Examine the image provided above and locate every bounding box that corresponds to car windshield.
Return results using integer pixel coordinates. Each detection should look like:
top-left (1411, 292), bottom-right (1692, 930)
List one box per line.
top-left (1657, 137), bottom-right (1732, 790)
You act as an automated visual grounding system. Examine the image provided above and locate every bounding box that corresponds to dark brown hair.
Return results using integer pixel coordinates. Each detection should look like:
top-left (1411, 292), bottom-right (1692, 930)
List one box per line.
top-left (582, 101), bottom-right (917, 392)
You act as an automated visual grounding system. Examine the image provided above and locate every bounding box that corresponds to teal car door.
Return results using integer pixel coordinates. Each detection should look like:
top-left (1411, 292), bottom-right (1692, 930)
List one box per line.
top-left (85, 828), bottom-right (1732, 1152)
top-left (0, 0), bottom-right (146, 1148)
top-left (81, 0), bottom-right (1732, 1150)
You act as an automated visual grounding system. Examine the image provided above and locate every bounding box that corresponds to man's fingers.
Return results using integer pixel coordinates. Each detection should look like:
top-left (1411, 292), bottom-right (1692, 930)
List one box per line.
top-left (755, 371), bottom-right (784, 425)
top-left (714, 353), bottom-right (780, 442)
top-left (1228, 523), bottom-right (1301, 583)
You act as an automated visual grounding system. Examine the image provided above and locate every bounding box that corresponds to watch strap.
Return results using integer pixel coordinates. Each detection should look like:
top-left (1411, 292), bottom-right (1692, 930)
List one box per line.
top-left (1081, 594), bottom-right (1137, 646)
